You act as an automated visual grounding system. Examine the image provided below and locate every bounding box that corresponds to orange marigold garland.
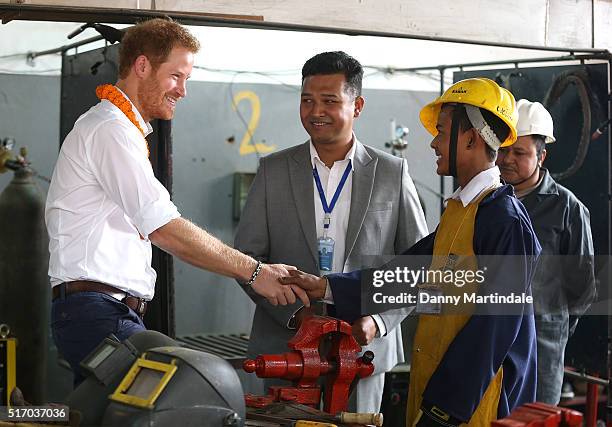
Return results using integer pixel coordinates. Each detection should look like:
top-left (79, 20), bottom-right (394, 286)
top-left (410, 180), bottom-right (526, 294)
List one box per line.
top-left (96, 84), bottom-right (150, 157)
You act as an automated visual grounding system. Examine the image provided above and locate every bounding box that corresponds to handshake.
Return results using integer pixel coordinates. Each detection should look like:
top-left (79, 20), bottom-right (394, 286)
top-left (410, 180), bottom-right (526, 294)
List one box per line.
top-left (248, 263), bottom-right (327, 307)
top-left (250, 263), bottom-right (378, 347)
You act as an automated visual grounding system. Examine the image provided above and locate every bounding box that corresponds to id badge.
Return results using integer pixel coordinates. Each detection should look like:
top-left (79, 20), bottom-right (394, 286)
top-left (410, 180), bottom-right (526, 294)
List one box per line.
top-left (318, 236), bottom-right (335, 272)
top-left (416, 286), bottom-right (443, 315)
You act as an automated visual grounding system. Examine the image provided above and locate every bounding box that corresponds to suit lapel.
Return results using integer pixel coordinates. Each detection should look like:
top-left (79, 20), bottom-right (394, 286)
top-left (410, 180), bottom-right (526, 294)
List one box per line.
top-left (289, 142), bottom-right (319, 264)
top-left (345, 141), bottom-right (376, 261)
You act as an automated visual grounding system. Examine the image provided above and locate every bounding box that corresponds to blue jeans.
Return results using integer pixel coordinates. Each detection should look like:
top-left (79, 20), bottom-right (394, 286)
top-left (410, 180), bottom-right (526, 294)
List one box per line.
top-left (51, 291), bottom-right (146, 387)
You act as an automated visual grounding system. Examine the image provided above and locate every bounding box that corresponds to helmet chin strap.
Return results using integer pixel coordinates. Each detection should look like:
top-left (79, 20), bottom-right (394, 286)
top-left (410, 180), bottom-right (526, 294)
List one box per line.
top-left (448, 107), bottom-right (461, 178)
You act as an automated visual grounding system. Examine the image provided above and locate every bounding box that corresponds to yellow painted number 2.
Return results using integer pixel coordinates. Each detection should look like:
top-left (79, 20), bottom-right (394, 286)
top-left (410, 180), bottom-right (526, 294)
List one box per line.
top-left (232, 91), bottom-right (276, 156)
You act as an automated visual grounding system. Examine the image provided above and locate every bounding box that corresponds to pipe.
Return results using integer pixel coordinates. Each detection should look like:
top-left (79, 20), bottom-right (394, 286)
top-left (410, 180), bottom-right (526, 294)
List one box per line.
top-left (1, 4), bottom-right (610, 55)
top-left (30, 38), bottom-right (609, 72)
top-left (27, 35), bottom-right (103, 60)
top-left (563, 369), bottom-right (609, 387)
top-left (586, 381), bottom-right (599, 427)
top-left (394, 53), bottom-right (611, 74)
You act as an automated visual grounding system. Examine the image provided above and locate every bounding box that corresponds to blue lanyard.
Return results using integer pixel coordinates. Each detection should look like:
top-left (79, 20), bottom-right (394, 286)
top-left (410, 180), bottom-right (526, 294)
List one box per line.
top-left (313, 160), bottom-right (352, 229)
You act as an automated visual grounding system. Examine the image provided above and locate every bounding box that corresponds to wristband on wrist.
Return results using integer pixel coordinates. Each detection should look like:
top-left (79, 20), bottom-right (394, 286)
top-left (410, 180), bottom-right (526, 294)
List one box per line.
top-left (245, 261), bottom-right (263, 287)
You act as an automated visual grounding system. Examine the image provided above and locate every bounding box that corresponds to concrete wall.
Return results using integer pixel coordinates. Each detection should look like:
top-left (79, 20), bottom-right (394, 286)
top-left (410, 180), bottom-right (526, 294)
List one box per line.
top-left (0, 74), bottom-right (58, 192)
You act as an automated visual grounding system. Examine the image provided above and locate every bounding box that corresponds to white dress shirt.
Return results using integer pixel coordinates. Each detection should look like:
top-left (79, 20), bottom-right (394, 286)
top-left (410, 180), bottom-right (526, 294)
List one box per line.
top-left (310, 139), bottom-right (387, 335)
top-left (45, 87), bottom-right (180, 299)
top-left (447, 166), bottom-right (502, 206)
top-left (310, 140), bottom-right (355, 274)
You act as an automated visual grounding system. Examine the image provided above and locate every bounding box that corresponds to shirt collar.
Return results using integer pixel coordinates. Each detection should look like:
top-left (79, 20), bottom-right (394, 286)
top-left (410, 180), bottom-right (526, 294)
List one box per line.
top-left (515, 172), bottom-right (544, 199)
top-left (114, 86), bottom-right (154, 137)
top-left (535, 168), bottom-right (559, 196)
top-left (309, 134), bottom-right (357, 169)
top-left (448, 166), bottom-right (502, 207)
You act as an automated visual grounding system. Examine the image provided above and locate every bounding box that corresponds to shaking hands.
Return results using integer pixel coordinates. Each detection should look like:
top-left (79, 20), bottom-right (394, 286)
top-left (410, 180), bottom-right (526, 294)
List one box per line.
top-left (249, 265), bottom-right (326, 307)
top-left (278, 269), bottom-right (328, 300)
top-left (251, 263), bottom-right (310, 307)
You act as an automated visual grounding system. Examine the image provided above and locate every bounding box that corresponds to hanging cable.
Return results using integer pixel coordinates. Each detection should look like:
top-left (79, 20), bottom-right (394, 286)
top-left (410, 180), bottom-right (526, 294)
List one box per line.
top-left (543, 69), bottom-right (593, 181)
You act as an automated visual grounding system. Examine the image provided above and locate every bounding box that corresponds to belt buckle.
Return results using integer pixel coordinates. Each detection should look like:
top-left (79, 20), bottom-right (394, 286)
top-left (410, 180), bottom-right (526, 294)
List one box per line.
top-left (121, 295), bottom-right (146, 318)
top-left (137, 299), bottom-right (146, 317)
top-left (133, 297), bottom-right (146, 318)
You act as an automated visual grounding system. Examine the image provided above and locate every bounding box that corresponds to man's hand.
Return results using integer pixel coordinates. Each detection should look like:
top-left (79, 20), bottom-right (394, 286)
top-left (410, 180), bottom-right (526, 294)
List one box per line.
top-left (352, 316), bottom-right (378, 346)
top-left (279, 269), bottom-right (327, 299)
top-left (252, 263), bottom-right (310, 307)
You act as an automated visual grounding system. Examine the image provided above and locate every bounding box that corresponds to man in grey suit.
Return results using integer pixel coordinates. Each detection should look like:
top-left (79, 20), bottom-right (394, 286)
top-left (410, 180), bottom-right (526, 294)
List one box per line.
top-left (235, 51), bottom-right (428, 413)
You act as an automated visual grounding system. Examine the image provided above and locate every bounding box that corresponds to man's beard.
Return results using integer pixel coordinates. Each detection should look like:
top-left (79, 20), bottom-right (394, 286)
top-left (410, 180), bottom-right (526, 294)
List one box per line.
top-left (138, 75), bottom-right (172, 121)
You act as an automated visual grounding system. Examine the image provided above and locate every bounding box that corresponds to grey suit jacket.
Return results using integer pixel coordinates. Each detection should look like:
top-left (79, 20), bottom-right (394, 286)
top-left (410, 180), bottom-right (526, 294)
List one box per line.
top-left (234, 139), bottom-right (428, 374)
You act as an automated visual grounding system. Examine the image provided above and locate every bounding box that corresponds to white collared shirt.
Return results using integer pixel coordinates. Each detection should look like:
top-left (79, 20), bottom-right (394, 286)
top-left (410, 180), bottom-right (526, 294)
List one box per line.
top-left (310, 139), bottom-right (387, 335)
top-left (447, 166), bottom-right (502, 207)
top-left (45, 87), bottom-right (180, 299)
top-left (309, 140), bottom-right (355, 274)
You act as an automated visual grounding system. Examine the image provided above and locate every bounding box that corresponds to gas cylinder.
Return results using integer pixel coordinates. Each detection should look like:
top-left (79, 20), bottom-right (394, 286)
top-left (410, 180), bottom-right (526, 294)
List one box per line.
top-left (0, 163), bottom-right (49, 404)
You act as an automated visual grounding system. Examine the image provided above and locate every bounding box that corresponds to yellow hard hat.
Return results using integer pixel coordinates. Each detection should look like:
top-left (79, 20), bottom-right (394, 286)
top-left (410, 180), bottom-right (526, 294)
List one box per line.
top-left (419, 77), bottom-right (518, 148)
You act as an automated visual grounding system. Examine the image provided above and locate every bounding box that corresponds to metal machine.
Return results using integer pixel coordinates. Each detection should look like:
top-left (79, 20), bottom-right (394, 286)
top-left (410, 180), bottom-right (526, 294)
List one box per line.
top-left (101, 346), bottom-right (245, 427)
top-left (492, 402), bottom-right (583, 427)
top-left (65, 330), bottom-right (245, 426)
top-left (243, 316), bottom-right (375, 416)
top-left (0, 324), bottom-right (16, 407)
top-left (0, 143), bottom-right (49, 404)
top-left (65, 331), bottom-right (177, 426)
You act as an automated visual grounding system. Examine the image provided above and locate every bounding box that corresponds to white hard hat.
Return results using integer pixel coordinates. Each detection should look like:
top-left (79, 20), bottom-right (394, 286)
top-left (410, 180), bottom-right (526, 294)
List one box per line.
top-left (516, 99), bottom-right (556, 143)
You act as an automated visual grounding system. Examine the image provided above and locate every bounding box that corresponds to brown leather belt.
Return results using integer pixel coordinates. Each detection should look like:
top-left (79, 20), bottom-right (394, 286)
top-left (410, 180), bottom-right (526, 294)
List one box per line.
top-left (52, 280), bottom-right (148, 318)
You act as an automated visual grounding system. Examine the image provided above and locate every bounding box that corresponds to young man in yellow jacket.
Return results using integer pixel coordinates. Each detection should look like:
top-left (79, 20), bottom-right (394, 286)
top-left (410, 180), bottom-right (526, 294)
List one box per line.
top-left (283, 78), bottom-right (541, 427)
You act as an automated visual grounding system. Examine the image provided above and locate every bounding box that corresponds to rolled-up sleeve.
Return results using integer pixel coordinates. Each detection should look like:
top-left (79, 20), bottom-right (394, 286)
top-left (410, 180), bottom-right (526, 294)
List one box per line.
top-left (133, 189), bottom-right (180, 237)
top-left (85, 120), bottom-right (180, 237)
